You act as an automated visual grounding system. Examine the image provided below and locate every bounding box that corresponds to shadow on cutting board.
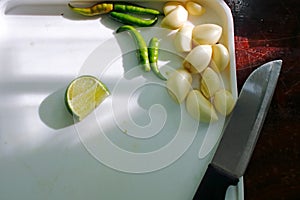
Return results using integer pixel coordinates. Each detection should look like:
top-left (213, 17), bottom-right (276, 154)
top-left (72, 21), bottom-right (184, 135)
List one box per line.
top-left (39, 86), bottom-right (75, 130)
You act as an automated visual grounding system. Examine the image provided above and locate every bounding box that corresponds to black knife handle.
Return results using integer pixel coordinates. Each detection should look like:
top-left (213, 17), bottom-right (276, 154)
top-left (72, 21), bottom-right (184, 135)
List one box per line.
top-left (193, 164), bottom-right (239, 200)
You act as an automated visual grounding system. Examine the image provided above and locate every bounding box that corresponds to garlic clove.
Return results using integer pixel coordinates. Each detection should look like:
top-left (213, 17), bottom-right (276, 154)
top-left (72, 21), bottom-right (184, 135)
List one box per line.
top-left (213, 89), bottom-right (235, 116)
top-left (161, 5), bottom-right (188, 30)
top-left (183, 45), bottom-right (212, 74)
top-left (186, 1), bottom-right (205, 16)
top-left (200, 67), bottom-right (221, 98)
top-left (186, 90), bottom-right (218, 122)
top-left (174, 24), bottom-right (194, 52)
top-left (166, 69), bottom-right (192, 104)
top-left (192, 24), bottom-right (222, 45)
top-left (163, 1), bottom-right (183, 15)
top-left (211, 43), bottom-right (230, 72)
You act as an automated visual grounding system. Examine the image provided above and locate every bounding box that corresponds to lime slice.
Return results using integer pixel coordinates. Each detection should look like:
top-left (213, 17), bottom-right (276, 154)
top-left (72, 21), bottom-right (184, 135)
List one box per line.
top-left (65, 75), bottom-right (110, 121)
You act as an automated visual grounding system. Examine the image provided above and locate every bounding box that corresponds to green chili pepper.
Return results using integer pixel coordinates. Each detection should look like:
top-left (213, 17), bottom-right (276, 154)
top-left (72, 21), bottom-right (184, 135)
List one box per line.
top-left (68, 3), bottom-right (114, 16)
top-left (113, 3), bottom-right (161, 15)
top-left (109, 11), bottom-right (158, 27)
top-left (148, 37), bottom-right (167, 81)
top-left (116, 25), bottom-right (151, 72)
top-left (68, 2), bottom-right (161, 17)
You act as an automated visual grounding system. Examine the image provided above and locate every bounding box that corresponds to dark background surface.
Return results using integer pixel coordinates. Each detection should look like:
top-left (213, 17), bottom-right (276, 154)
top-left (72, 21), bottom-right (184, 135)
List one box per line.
top-left (224, 0), bottom-right (299, 199)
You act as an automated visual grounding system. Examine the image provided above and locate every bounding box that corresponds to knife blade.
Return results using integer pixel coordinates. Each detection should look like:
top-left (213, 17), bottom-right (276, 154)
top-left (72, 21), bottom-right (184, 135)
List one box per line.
top-left (193, 60), bottom-right (282, 200)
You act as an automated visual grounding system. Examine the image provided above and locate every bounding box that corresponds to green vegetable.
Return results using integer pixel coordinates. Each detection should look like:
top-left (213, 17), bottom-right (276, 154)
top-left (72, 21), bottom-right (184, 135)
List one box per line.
top-left (148, 37), bottom-right (167, 80)
top-left (113, 3), bottom-right (161, 15)
top-left (116, 25), bottom-right (151, 72)
top-left (68, 2), bottom-right (161, 26)
top-left (110, 11), bottom-right (158, 27)
top-left (68, 2), bottom-right (114, 16)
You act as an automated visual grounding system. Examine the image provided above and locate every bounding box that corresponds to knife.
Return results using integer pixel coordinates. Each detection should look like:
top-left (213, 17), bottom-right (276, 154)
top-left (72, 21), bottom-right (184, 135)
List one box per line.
top-left (193, 60), bottom-right (282, 200)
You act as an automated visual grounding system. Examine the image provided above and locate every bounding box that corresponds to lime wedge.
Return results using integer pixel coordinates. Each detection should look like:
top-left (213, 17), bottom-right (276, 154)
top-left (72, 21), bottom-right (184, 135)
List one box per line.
top-left (65, 75), bottom-right (110, 121)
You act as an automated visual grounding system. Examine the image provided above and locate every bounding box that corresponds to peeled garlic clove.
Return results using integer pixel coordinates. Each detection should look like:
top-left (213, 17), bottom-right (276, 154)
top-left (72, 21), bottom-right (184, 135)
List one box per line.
top-left (200, 67), bottom-right (221, 98)
top-left (183, 45), bottom-right (212, 74)
top-left (174, 24), bottom-right (194, 52)
top-left (166, 69), bottom-right (192, 104)
top-left (161, 5), bottom-right (188, 30)
top-left (211, 43), bottom-right (230, 72)
top-left (163, 1), bottom-right (183, 15)
top-left (186, 90), bottom-right (218, 122)
top-left (213, 89), bottom-right (235, 116)
top-left (193, 24), bottom-right (222, 45)
top-left (186, 1), bottom-right (205, 16)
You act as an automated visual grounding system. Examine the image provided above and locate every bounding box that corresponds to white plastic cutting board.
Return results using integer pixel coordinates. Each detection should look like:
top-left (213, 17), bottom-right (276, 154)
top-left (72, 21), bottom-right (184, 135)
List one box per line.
top-left (0, 0), bottom-right (243, 199)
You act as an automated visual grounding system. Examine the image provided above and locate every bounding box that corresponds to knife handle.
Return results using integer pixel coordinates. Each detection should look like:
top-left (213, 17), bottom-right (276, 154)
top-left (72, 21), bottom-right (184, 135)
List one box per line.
top-left (193, 164), bottom-right (239, 200)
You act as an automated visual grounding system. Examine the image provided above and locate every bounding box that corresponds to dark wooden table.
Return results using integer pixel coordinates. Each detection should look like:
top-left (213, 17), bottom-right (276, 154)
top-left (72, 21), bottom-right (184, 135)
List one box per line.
top-left (224, 0), bottom-right (300, 199)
